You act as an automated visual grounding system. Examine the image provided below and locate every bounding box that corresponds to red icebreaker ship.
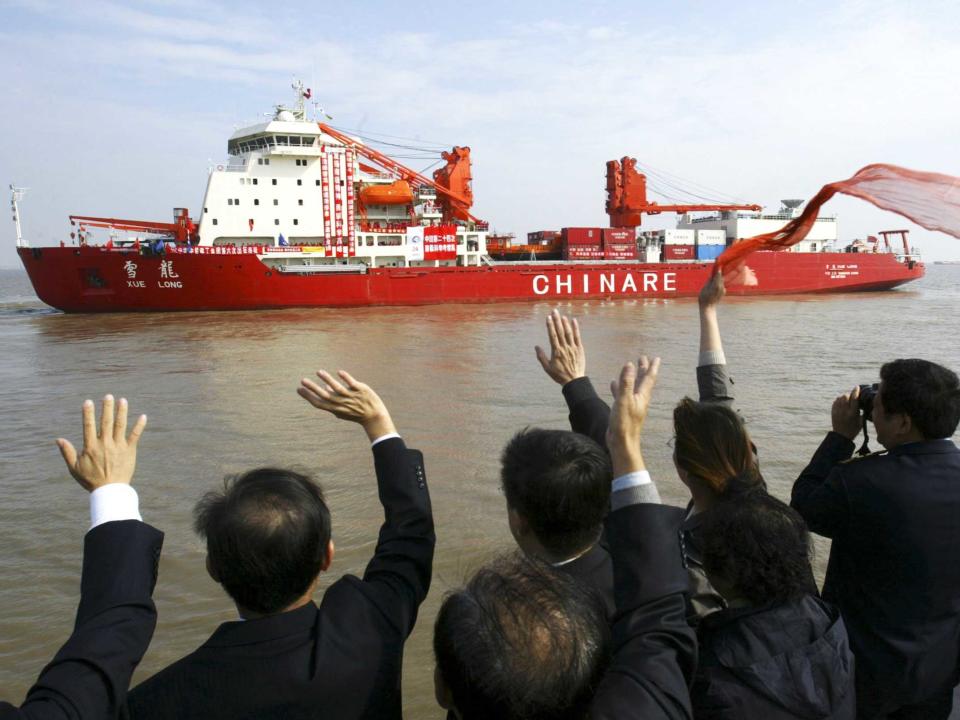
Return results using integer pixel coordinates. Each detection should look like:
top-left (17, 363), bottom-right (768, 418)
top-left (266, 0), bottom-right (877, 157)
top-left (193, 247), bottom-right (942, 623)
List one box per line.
top-left (13, 84), bottom-right (923, 313)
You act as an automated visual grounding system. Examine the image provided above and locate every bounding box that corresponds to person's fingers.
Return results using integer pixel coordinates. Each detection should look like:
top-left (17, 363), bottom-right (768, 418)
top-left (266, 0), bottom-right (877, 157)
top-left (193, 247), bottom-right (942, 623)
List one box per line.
top-left (546, 312), bottom-right (560, 350)
top-left (300, 379), bottom-right (333, 403)
top-left (560, 316), bottom-right (575, 346)
top-left (114, 397), bottom-right (128, 442)
top-left (618, 362), bottom-right (636, 396)
top-left (297, 385), bottom-right (331, 409)
top-left (637, 357), bottom-right (661, 393)
top-left (851, 385), bottom-right (861, 400)
top-left (316, 370), bottom-right (348, 396)
top-left (57, 438), bottom-right (78, 470)
top-left (99, 395), bottom-right (115, 441)
top-left (127, 414), bottom-right (147, 447)
top-left (572, 318), bottom-right (582, 347)
top-left (609, 379), bottom-right (618, 399)
top-left (338, 370), bottom-right (362, 391)
top-left (534, 345), bottom-right (551, 370)
top-left (81, 399), bottom-right (96, 446)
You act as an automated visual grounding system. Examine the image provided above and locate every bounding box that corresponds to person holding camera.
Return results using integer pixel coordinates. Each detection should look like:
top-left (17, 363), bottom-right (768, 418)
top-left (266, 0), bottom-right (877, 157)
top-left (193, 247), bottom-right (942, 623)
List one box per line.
top-left (791, 359), bottom-right (960, 720)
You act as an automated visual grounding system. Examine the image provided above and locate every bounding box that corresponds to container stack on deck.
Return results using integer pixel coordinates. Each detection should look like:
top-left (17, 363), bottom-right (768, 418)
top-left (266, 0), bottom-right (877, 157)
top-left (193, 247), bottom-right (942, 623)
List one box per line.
top-left (602, 228), bottom-right (638, 260)
top-left (562, 227), bottom-right (605, 260)
top-left (658, 229), bottom-right (695, 260)
top-left (695, 229), bottom-right (727, 260)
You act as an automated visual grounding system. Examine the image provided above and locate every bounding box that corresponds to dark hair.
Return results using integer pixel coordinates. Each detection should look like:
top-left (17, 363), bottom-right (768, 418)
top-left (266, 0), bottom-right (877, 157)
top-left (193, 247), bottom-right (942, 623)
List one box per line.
top-left (500, 429), bottom-right (611, 558)
top-left (880, 359), bottom-right (960, 439)
top-left (701, 493), bottom-right (816, 606)
top-left (673, 398), bottom-right (764, 497)
top-left (434, 553), bottom-right (610, 719)
top-left (194, 468), bottom-right (331, 615)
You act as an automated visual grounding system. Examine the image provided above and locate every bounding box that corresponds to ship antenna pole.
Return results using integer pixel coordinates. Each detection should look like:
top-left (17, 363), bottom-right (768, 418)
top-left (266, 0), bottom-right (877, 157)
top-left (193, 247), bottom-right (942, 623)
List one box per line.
top-left (10, 184), bottom-right (29, 248)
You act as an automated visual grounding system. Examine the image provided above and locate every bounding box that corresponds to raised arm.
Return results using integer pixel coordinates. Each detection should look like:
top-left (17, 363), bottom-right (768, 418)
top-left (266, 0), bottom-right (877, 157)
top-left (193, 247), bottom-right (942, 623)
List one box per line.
top-left (298, 371), bottom-right (434, 636)
top-left (791, 386), bottom-right (861, 538)
top-left (696, 270), bottom-right (734, 405)
top-left (536, 308), bottom-right (611, 445)
top-left (1, 396), bottom-right (163, 720)
top-left (593, 359), bottom-right (696, 719)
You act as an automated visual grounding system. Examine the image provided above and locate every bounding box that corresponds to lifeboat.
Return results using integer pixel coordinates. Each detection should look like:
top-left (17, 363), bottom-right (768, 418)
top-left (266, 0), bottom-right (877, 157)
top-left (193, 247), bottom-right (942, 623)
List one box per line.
top-left (359, 180), bottom-right (414, 206)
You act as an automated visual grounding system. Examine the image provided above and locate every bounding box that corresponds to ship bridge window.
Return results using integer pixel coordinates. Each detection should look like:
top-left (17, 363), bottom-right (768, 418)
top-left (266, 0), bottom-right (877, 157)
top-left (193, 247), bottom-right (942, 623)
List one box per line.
top-left (276, 136), bottom-right (288, 146)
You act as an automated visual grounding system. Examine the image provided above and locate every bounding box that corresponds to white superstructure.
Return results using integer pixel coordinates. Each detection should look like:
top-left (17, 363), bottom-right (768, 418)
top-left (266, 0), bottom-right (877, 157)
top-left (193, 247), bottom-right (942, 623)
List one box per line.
top-left (195, 82), bottom-right (487, 272)
top-left (676, 199), bottom-right (839, 253)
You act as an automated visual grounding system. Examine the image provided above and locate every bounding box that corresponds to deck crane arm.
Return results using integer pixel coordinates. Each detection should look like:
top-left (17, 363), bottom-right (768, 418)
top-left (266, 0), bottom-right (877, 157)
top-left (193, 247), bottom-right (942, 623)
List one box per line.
top-left (606, 157), bottom-right (761, 228)
top-left (317, 123), bottom-right (482, 224)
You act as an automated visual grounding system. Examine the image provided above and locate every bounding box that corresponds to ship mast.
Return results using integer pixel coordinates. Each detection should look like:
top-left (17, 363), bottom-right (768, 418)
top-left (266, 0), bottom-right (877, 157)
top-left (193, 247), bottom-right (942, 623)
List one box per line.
top-left (10, 184), bottom-right (29, 248)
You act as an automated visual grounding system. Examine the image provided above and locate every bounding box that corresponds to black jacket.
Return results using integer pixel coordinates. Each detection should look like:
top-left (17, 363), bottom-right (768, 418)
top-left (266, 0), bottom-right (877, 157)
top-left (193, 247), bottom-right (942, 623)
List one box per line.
top-left (792, 432), bottom-right (960, 717)
top-left (562, 375), bottom-right (727, 623)
top-left (555, 540), bottom-right (616, 619)
top-left (0, 520), bottom-right (163, 720)
top-left (591, 502), bottom-right (697, 719)
top-left (692, 595), bottom-right (855, 719)
top-left (126, 437), bottom-right (434, 720)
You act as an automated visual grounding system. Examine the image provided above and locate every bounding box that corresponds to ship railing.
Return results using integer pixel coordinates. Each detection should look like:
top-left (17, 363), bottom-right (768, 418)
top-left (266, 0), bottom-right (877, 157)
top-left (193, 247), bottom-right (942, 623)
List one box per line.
top-left (275, 264), bottom-right (368, 274)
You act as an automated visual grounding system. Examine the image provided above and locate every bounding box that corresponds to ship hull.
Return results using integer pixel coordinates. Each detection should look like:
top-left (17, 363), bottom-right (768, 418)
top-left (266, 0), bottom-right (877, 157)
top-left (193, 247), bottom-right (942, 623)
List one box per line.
top-left (17, 246), bottom-right (924, 313)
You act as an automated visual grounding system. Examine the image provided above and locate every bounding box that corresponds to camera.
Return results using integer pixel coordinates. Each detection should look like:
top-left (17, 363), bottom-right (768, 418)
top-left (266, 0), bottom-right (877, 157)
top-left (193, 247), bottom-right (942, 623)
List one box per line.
top-left (858, 383), bottom-right (879, 422)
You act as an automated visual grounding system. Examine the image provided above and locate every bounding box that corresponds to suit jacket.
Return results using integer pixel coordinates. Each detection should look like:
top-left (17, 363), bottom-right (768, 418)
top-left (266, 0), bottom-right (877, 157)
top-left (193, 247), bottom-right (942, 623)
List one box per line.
top-left (562, 375), bottom-right (727, 623)
top-left (555, 540), bottom-right (616, 619)
top-left (0, 520), bottom-right (163, 720)
top-left (126, 437), bottom-right (434, 720)
top-left (591, 502), bottom-right (697, 719)
top-left (791, 432), bottom-right (960, 716)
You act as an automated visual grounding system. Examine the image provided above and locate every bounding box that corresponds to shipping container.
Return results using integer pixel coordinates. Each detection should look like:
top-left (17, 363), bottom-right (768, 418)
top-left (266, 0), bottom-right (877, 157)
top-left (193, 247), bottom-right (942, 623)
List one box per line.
top-left (562, 227), bottom-right (603, 246)
top-left (563, 245), bottom-right (605, 261)
top-left (604, 244), bottom-right (638, 260)
top-left (695, 229), bottom-right (726, 245)
top-left (663, 229), bottom-right (695, 245)
top-left (664, 244), bottom-right (696, 260)
top-left (695, 244), bottom-right (725, 260)
top-left (602, 228), bottom-right (635, 246)
top-left (528, 230), bottom-right (561, 243)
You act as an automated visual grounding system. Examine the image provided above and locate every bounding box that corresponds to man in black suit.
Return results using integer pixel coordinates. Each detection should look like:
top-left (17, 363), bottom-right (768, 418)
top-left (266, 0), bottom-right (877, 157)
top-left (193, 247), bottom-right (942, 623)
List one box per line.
top-left (126, 369), bottom-right (434, 719)
top-left (1, 395), bottom-right (163, 720)
top-left (500, 428), bottom-right (615, 617)
top-left (435, 357), bottom-right (696, 719)
top-left (791, 359), bottom-right (960, 719)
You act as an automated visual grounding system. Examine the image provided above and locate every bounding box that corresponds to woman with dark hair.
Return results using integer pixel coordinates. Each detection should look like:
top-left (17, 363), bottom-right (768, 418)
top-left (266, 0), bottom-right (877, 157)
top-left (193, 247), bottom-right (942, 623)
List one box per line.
top-left (538, 270), bottom-right (766, 621)
top-left (693, 492), bottom-right (855, 719)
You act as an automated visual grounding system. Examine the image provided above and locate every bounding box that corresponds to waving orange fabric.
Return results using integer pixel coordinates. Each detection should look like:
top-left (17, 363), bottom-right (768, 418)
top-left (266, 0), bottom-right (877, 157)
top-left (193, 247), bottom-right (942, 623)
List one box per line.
top-left (715, 164), bottom-right (960, 274)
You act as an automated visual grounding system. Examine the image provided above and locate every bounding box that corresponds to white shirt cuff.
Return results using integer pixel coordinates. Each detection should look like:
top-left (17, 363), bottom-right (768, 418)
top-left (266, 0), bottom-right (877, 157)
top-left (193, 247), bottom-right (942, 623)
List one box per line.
top-left (698, 349), bottom-right (727, 367)
top-left (612, 470), bottom-right (652, 493)
top-left (371, 432), bottom-right (401, 447)
top-left (89, 484), bottom-right (141, 529)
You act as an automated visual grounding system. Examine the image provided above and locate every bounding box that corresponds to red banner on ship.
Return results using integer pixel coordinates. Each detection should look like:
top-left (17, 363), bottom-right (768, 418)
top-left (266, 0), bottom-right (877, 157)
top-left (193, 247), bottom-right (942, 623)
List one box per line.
top-left (715, 163), bottom-right (960, 277)
top-left (424, 225), bottom-right (458, 260)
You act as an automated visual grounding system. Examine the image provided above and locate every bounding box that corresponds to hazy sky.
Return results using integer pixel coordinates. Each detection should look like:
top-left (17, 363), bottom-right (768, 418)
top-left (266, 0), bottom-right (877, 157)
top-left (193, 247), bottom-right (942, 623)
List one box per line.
top-left (3, 0), bottom-right (959, 267)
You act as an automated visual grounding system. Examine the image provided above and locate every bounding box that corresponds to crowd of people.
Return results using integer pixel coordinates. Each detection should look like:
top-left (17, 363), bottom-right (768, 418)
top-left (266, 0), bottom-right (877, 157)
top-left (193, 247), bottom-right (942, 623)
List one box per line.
top-left (2, 271), bottom-right (960, 720)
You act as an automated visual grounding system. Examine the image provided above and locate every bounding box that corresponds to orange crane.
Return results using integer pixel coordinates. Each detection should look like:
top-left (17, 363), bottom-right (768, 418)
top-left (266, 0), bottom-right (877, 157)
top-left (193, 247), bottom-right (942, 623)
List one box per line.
top-left (317, 123), bottom-right (481, 224)
top-left (69, 208), bottom-right (198, 243)
top-left (606, 157), bottom-right (761, 228)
